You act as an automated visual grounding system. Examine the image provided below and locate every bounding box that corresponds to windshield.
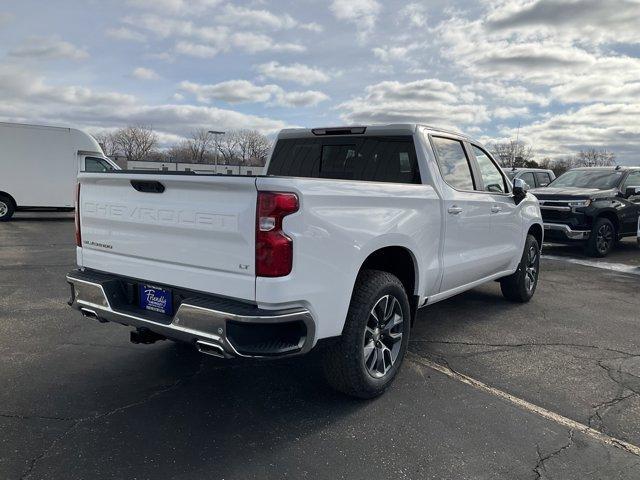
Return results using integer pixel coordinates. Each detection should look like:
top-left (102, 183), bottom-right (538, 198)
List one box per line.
top-left (505, 171), bottom-right (517, 180)
top-left (548, 170), bottom-right (623, 190)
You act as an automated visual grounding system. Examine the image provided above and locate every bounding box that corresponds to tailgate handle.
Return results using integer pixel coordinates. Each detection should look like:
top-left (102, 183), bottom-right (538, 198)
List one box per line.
top-left (130, 180), bottom-right (165, 193)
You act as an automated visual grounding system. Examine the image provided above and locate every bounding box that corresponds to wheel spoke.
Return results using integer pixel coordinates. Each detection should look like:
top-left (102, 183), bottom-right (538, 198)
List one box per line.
top-left (382, 312), bottom-right (402, 332)
top-left (383, 297), bottom-right (397, 322)
top-left (363, 340), bottom-right (376, 363)
top-left (366, 346), bottom-right (378, 370)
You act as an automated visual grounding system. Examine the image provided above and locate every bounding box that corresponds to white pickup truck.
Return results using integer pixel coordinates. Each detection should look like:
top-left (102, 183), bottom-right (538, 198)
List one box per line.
top-left (67, 124), bottom-right (543, 398)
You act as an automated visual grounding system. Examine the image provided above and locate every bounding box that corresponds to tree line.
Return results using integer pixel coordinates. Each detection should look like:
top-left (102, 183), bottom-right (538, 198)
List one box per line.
top-left (488, 140), bottom-right (616, 177)
top-left (95, 126), bottom-right (618, 176)
top-left (95, 126), bottom-right (272, 167)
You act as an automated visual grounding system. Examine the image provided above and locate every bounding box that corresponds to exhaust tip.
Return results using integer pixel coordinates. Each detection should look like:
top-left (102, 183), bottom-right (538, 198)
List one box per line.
top-left (80, 308), bottom-right (98, 319)
top-left (80, 308), bottom-right (108, 323)
top-left (196, 340), bottom-right (226, 358)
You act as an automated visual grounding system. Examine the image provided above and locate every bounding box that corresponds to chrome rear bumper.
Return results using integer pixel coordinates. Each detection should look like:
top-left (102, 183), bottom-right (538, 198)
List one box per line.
top-left (66, 269), bottom-right (315, 359)
top-left (543, 223), bottom-right (590, 240)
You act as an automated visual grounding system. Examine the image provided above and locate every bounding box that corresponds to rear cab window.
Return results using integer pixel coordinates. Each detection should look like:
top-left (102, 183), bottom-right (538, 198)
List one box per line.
top-left (267, 136), bottom-right (421, 184)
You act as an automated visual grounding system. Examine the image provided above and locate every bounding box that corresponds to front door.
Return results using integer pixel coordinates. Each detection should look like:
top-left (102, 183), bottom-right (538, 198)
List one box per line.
top-left (620, 171), bottom-right (640, 235)
top-left (470, 144), bottom-right (522, 272)
top-left (431, 136), bottom-right (497, 292)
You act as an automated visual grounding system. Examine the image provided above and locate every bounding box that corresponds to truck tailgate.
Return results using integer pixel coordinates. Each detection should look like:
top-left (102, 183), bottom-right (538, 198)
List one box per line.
top-left (78, 173), bottom-right (257, 301)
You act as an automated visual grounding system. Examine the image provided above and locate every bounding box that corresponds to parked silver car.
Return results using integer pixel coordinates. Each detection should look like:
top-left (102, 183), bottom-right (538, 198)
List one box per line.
top-left (504, 167), bottom-right (556, 189)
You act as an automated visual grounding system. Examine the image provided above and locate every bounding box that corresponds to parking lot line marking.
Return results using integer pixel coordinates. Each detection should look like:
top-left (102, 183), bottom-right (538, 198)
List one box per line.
top-left (542, 255), bottom-right (640, 276)
top-left (409, 353), bottom-right (640, 457)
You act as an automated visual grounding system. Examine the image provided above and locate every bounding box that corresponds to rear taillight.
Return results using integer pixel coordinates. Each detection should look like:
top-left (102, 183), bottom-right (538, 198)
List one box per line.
top-left (75, 183), bottom-right (81, 247)
top-left (256, 191), bottom-right (299, 277)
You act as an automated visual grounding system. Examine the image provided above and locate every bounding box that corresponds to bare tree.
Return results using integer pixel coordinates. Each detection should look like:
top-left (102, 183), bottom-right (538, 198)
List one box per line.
top-left (489, 140), bottom-right (535, 168)
top-left (235, 130), bottom-right (272, 166)
top-left (215, 131), bottom-right (241, 165)
top-left (186, 128), bottom-right (216, 164)
top-left (94, 131), bottom-right (120, 158)
top-left (538, 157), bottom-right (572, 177)
top-left (167, 141), bottom-right (192, 163)
top-left (113, 125), bottom-right (158, 162)
top-left (573, 148), bottom-right (616, 167)
top-left (165, 129), bottom-right (271, 167)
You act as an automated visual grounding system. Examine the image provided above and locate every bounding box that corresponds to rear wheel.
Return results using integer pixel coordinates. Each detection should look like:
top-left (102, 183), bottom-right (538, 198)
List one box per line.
top-left (0, 195), bottom-right (15, 222)
top-left (321, 270), bottom-right (411, 399)
top-left (500, 234), bottom-right (540, 303)
top-left (585, 218), bottom-right (615, 257)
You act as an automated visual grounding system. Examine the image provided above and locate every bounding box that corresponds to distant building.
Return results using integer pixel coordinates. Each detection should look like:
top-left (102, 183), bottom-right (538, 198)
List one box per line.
top-left (127, 161), bottom-right (264, 175)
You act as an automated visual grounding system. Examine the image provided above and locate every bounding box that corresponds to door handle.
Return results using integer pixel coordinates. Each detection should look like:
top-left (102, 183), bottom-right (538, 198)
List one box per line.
top-left (491, 205), bottom-right (502, 213)
top-left (448, 205), bottom-right (463, 215)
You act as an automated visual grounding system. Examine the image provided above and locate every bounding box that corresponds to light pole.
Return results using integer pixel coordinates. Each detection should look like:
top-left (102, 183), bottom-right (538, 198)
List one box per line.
top-left (208, 130), bottom-right (225, 173)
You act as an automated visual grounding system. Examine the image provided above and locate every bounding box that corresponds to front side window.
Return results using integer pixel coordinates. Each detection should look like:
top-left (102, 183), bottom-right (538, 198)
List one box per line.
top-left (535, 172), bottom-right (552, 187)
top-left (519, 172), bottom-right (535, 189)
top-left (84, 157), bottom-right (114, 172)
top-left (622, 171), bottom-right (640, 190)
top-left (472, 145), bottom-right (506, 193)
top-left (431, 137), bottom-right (474, 191)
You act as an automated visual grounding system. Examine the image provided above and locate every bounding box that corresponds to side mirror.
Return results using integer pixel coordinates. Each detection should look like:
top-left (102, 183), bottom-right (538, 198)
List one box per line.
top-left (513, 178), bottom-right (528, 205)
top-left (625, 186), bottom-right (640, 198)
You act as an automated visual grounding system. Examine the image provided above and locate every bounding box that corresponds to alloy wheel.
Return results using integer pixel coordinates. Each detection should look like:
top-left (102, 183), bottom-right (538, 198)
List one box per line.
top-left (0, 201), bottom-right (7, 218)
top-left (524, 245), bottom-right (539, 293)
top-left (596, 224), bottom-right (613, 253)
top-left (363, 294), bottom-right (404, 378)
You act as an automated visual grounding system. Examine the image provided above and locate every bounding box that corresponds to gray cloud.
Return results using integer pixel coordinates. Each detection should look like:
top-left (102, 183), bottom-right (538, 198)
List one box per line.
top-left (488, 0), bottom-right (640, 32)
top-left (8, 36), bottom-right (89, 61)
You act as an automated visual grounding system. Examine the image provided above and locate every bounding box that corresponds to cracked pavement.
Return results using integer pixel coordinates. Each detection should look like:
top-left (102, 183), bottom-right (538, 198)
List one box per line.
top-left (1, 212), bottom-right (640, 479)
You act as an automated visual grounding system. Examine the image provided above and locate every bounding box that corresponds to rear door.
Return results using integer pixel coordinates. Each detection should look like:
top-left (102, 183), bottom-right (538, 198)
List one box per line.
top-left (79, 173), bottom-right (258, 301)
top-left (431, 136), bottom-right (496, 292)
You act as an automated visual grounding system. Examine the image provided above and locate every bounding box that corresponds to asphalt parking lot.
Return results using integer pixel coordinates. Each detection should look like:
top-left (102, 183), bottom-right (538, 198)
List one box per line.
top-left (2, 212), bottom-right (640, 480)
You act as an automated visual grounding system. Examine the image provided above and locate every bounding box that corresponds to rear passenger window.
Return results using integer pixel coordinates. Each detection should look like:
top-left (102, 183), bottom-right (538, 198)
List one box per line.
top-left (268, 136), bottom-right (420, 184)
top-left (432, 137), bottom-right (474, 191)
top-left (471, 145), bottom-right (506, 193)
top-left (535, 172), bottom-right (551, 187)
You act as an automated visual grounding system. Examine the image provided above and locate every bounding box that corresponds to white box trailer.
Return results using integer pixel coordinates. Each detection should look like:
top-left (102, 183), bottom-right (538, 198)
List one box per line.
top-left (0, 122), bottom-right (117, 221)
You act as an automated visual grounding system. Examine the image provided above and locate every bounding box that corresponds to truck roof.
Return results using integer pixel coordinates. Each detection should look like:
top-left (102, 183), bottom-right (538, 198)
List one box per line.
top-left (571, 166), bottom-right (640, 171)
top-left (278, 124), bottom-right (473, 141)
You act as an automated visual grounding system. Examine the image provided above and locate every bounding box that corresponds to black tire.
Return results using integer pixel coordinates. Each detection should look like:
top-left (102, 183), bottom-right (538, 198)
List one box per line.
top-left (0, 195), bottom-right (15, 222)
top-left (500, 234), bottom-right (540, 303)
top-left (321, 270), bottom-right (411, 399)
top-left (585, 217), bottom-right (615, 257)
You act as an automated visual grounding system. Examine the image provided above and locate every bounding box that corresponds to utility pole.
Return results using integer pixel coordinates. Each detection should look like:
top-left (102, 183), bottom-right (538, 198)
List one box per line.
top-left (208, 130), bottom-right (225, 173)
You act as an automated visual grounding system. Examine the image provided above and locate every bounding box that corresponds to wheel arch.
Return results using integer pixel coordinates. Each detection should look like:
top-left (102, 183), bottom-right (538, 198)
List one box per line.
top-left (357, 245), bottom-right (420, 323)
top-left (527, 222), bottom-right (543, 247)
top-left (595, 210), bottom-right (620, 234)
top-left (0, 191), bottom-right (16, 208)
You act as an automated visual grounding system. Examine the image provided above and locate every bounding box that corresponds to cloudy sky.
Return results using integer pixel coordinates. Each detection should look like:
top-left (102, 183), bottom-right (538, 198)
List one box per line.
top-left (1, 0), bottom-right (639, 164)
